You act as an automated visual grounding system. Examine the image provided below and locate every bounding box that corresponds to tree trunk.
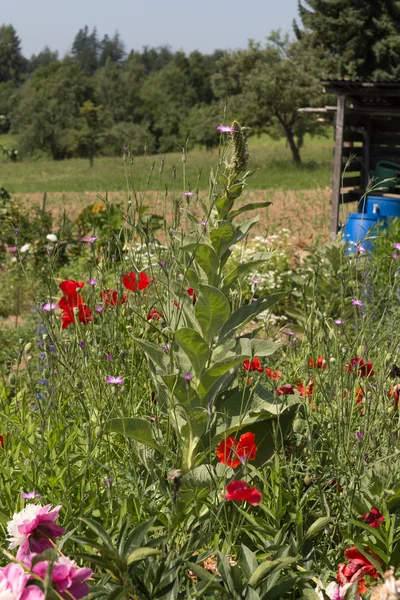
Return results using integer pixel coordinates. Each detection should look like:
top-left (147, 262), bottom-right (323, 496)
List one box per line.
top-left (284, 126), bottom-right (302, 166)
top-left (89, 152), bottom-right (94, 168)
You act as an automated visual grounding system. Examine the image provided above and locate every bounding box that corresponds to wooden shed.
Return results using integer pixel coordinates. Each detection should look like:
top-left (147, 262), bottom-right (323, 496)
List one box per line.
top-left (305, 80), bottom-right (400, 238)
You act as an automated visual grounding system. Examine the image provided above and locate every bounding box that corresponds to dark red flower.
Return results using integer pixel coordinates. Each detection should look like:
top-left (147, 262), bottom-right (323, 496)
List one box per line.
top-left (337, 546), bottom-right (381, 595)
top-left (147, 308), bottom-right (163, 321)
top-left (187, 288), bottom-right (197, 304)
top-left (361, 508), bottom-right (384, 529)
top-left (389, 384), bottom-right (400, 409)
top-left (58, 295), bottom-right (92, 330)
top-left (309, 357), bottom-right (328, 369)
top-left (216, 432), bottom-right (257, 468)
top-left (122, 272), bottom-right (152, 291)
top-left (59, 280), bottom-right (84, 297)
top-left (222, 480), bottom-right (262, 505)
top-left (100, 289), bottom-right (127, 306)
top-left (346, 357), bottom-right (374, 377)
top-left (296, 378), bottom-right (314, 399)
top-left (243, 358), bottom-right (263, 372)
top-left (0, 435), bottom-right (4, 449)
top-left (265, 368), bottom-right (282, 380)
top-left (356, 387), bottom-right (364, 404)
top-left (277, 383), bottom-right (295, 395)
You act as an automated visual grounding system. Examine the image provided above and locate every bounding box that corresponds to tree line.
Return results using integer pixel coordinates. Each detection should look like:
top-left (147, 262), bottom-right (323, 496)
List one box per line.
top-left (1, 0), bottom-right (400, 165)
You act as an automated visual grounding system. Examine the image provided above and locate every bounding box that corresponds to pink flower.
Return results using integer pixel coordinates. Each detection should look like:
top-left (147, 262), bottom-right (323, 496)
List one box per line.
top-left (21, 491), bottom-right (41, 499)
top-left (181, 192), bottom-right (194, 197)
top-left (217, 124), bottom-right (234, 133)
top-left (393, 243), bottom-right (400, 251)
top-left (41, 303), bottom-right (57, 312)
top-left (0, 563), bottom-right (44, 600)
top-left (33, 556), bottom-right (92, 599)
top-left (105, 375), bottom-right (124, 385)
top-left (7, 504), bottom-right (64, 557)
top-left (81, 237), bottom-right (98, 243)
top-left (351, 299), bottom-right (363, 307)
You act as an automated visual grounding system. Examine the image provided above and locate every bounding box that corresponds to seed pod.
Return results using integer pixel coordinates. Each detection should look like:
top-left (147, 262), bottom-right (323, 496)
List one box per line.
top-left (293, 418), bottom-right (304, 433)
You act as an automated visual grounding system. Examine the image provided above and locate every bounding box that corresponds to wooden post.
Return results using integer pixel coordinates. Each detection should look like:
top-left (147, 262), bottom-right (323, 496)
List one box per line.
top-left (330, 94), bottom-right (346, 239)
top-left (42, 191), bottom-right (47, 212)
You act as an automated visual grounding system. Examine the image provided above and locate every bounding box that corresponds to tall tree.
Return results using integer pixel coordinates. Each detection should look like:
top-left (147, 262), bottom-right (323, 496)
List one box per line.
top-left (0, 25), bottom-right (25, 83)
top-left (212, 35), bottom-right (325, 165)
top-left (71, 26), bottom-right (99, 75)
top-left (29, 47), bottom-right (59, 73)
top-left (295, 0), bottom-right (400, 80)
top-left (99, 32), bottom-right (125, 66)
top-left (14, 61), bottom-right (91, 159)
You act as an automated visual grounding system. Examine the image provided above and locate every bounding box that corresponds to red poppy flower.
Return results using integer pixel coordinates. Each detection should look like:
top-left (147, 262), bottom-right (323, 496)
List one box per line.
top-left (58, 295), bottom-right (92, 329)
top-left (0, 435), bottom-right (4, 449)
top-left (147, 308), bottom-right (163, 321)
top-left (346, 358), bottom-right (374, 377)
top-left (243, 358), bottom-right (263, 372)
top-left (361, 508), bottom-right (384, 529)
top-left (389, 384), bottom-right (400, 409)
top-left (296, 378), bottom-right (314, 399)
top-left (265, 368), bottom-right (282, 380)
top-left (277, 383), bottom-right (295, 395)
top-left (222, 480), bottom-right (262, 506)
top-left (122, 271), bottom-right (153, 291)
top-left (100, 289), bottom-right (127, 306)
top-left (309, 357), bottom-right (328, 369)
top-left (216, 432), bottom-right (257, 468)
top-left (356, 387), bottom-right (364, 404)
top-left (59, 280), bottom-right (84, 297)
top-left (187, 288), bottom-right (197, 304)
top-left (337, 546), bottom-right (380, 595)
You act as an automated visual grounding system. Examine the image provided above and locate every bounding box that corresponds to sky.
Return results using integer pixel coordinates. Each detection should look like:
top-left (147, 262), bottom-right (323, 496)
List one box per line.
top-left (3, 0), bottom-right (301, 58)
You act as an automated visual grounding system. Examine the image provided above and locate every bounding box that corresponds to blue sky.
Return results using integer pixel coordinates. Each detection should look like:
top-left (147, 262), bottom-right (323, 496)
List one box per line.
top-left (3, 0), bottom-right (301, 57)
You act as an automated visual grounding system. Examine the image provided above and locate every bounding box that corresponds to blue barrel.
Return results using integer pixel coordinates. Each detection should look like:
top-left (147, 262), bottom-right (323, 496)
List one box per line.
top-left (364, 195), bottom-right (400, 218)
top-left (342, 213), bottom-right (387, 253)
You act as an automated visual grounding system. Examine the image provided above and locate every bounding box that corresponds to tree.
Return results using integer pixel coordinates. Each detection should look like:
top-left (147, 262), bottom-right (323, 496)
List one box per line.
top-left (71, 26), bottom-right (99, 75)
top-left (29, 47), bottom-right (59, 73)
top-left (99, 32), bottom-right (125, 67)
top-left (14, 61), bottom-right (91, 159)
top-left (212, 35), bottom-right (325, 165)
top-left (295, 0), bottom-right (400, 80)
top-left (71, 100), bottom-right (104, 166)
top-left (0, 25), bottom-right (25, 83)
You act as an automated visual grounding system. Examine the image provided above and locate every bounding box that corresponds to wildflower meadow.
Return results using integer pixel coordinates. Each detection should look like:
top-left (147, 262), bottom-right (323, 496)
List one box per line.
top-left (2, 123), bottom-right (400, 599)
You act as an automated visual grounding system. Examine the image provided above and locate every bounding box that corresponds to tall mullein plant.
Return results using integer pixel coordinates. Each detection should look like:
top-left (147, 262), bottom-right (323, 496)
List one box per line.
top-left (107, 122), bottom-right (297, 476)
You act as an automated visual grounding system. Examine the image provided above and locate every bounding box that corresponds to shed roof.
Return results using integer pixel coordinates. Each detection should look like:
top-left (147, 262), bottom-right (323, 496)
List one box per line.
top-left (322, 80), bottom-right (400, 99)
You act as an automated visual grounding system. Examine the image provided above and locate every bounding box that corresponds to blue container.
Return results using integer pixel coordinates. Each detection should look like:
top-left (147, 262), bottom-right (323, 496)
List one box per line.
top-left (342, 213), bottom-right (387, 253)
top-left (364, 195), bottom-right (400, 218)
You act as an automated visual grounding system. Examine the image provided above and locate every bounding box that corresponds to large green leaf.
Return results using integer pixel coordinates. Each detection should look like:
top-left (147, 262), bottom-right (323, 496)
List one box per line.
top-left (215, 195), bottom-right (233, 220)
top-left (237, 338), bottom-right (281, 358)
top-left (126, 547), bottom-right (161, 565)
top-left (174, 328), bottom-right (210, 376)
top-left (198, 355), bottom-right (248, 398)
top-left (237, 544), bottom-right (258, 580)
top-left (232, 216), bottom-right (260, 244)
top-left (180, 242), bottom-right (220, 285)
top-left (222, 253), bottom-right (274, 290)
top-left (210, 221), bottom-right (236, 257)
top-left (134, 338), bottom-right (169, 373)
top-left (163, 374), bottom-right (201, 409)
top-left (218, 293), bottom-right (286, 344)
top-left (105, 418), bottom-right (160, 451)
top-left (248, 557), bottom-right (297, 588)
top-left (229, 201), bottom-right (272, 220)
top-left (195, 285), bottom-right (231, 344)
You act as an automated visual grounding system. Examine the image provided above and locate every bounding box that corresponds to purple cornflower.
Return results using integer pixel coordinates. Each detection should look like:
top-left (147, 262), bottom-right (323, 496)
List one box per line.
top-left (39, 352), bottom-right (46, 359)
top-left (88, 279), bottom-right (98, 285)
top-left (36, 393), bottom-right (45, 399)
top-left (157, 259), bottom-right (165, 267)
top-left (200, 221), bottom-right (207, 226)
top-left (47, 345), bottom-right (56, 352)
top-left (122, 146), bottom-right (128, 153)
top-left (351, 299), bottom-right (363, 307)
top-left (334, 319), bottom-right (342, 325)
top-left (356, 245), bottom-right (366, 253)
top-left (82, 236), bottom-right (98, 243)
top-left (357, 431), bottom-right (363, 440)
top-left (106, 353), bottom-right (113, 361)
top-left (38, 379), bottom-right (48, 385)
top-left (105, 375), bottom-right (124, 385)
top-left (105, 477), bottom-right (112, 488)
top-left (183, 373), bottom-right (193, 381)
top-left (96, 306), bottom-right (104, 313)
top-left (393, 243), bottom-right (400, 251)
top-left (78, 341), bottom-right (85, 348)
top-left (42, 302), bottom-right (57, 312)
top-left (162, 343), bottom-right (171, 352)
top-left (14, 228), bottom-right (19, 236)
top-left (284, 330), bottom-right (296, 336)
top-left (392, 253), bottom-right (399, 260)
top-left (21, 490), bottom-right (41, 499)
top-left (181, 191), bottom-right (194, 197)
top-left (217, 124), bottom-right (234, 133)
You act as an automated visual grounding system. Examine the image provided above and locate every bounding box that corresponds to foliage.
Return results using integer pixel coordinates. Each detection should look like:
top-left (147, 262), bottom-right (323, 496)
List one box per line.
top-left (0, 24), bottom-right (25, 83)
top-left (296, 0), bottom-right (400, 80)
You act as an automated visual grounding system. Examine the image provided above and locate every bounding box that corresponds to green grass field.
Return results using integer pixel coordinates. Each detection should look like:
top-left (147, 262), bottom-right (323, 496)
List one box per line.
top-left (0, 133), bottom-right (333, 193)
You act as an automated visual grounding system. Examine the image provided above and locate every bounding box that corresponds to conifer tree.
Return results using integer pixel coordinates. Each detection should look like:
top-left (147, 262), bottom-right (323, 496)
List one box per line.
top-left (296, 0), bottom-right (400, 80)
top-left (0, 24), bottom-right (25, 83)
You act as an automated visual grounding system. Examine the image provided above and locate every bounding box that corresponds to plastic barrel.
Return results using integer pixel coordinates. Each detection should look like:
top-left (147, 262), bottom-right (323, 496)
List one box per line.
top-left (365, 195), bottom-right (400, 218)
top-left (342, 213), bottom-right (387, 253)
top-left (372, 161), bottom-right (400, 192)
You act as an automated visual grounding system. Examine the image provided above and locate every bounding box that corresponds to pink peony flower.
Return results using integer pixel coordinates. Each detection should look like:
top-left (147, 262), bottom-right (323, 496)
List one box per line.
top-left (7, 504), bottom-right (64, 559)
top-left (33, 556), bottom-right (92, 599)
top-left (0, 562), bottom-right (44, 600)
